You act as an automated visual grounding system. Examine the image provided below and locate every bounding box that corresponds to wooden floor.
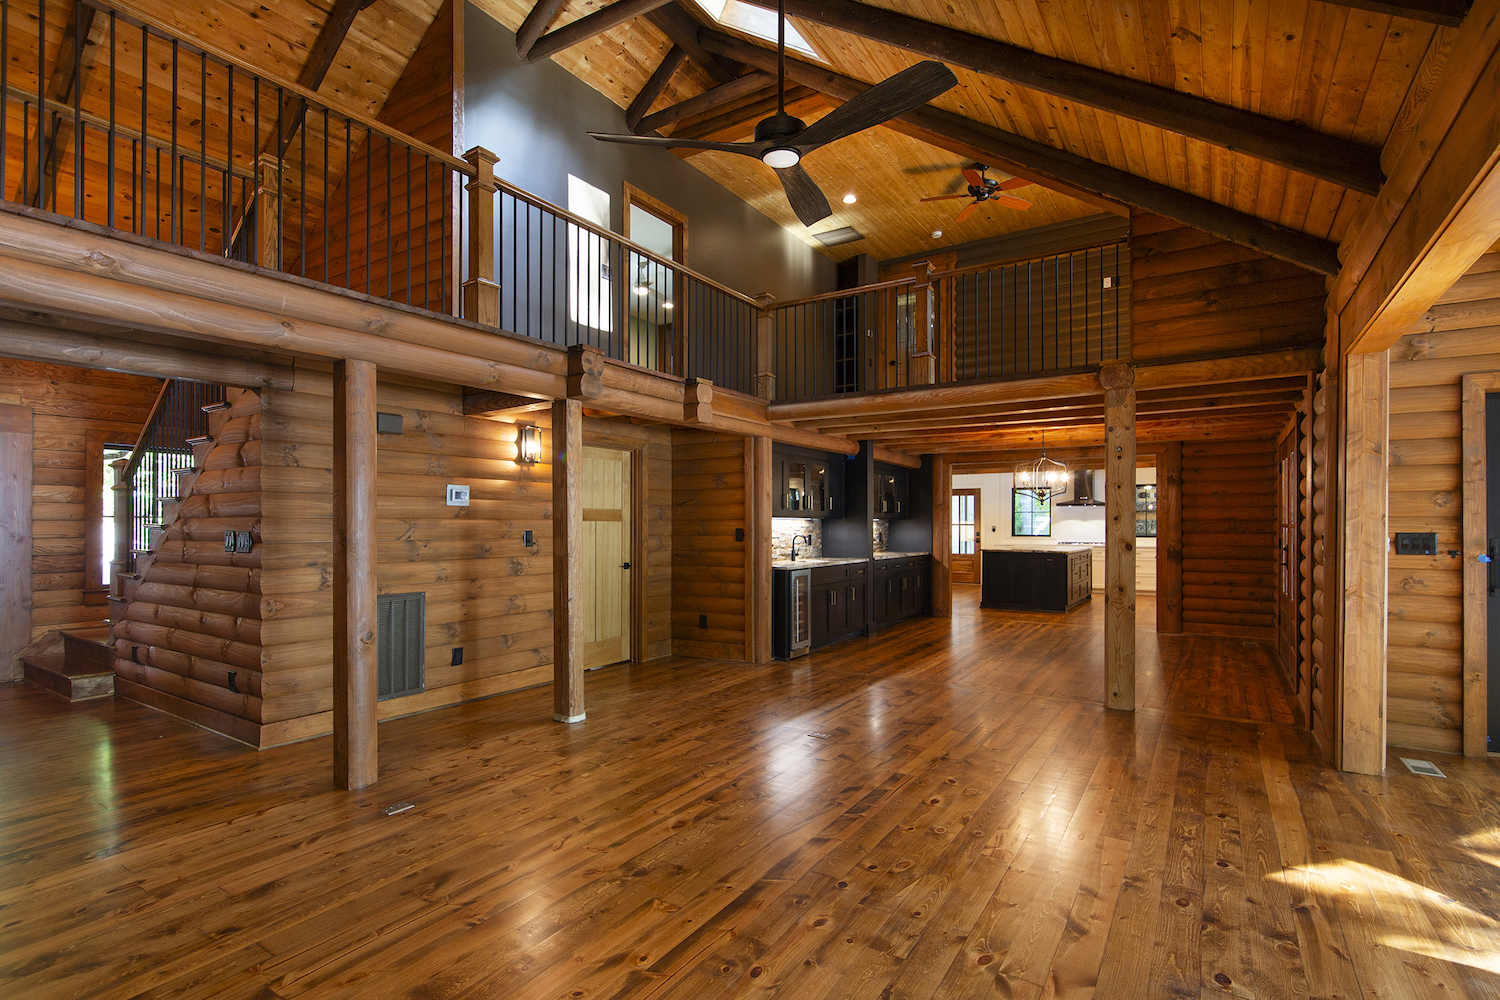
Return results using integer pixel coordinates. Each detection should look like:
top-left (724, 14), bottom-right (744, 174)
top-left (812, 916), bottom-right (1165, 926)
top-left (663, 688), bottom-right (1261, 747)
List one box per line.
top-left (2, 587), bottom-right (1498, 999)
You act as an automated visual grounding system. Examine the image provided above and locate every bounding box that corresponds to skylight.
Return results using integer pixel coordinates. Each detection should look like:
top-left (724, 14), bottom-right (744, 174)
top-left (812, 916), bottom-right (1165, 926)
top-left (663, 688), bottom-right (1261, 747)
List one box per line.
top-left (691, 0), bottom-right (820, 60)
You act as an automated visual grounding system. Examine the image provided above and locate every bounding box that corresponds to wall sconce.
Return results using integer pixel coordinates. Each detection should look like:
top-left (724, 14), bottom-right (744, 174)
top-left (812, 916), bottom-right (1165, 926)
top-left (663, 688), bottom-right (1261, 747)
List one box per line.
top-left (517, 424), bottom-right (541, 464)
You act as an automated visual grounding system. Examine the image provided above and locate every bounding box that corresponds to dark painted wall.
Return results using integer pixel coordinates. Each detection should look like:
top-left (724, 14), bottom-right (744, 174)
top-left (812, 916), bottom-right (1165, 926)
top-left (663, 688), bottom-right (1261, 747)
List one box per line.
top-left (464, 4), bottom-right (836, 301)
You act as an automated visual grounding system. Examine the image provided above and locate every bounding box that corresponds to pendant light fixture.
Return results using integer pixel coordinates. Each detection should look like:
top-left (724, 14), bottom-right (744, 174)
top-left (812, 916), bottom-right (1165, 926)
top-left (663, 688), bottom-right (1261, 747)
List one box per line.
top-left (1014, 435), bottom-right (1067, 503)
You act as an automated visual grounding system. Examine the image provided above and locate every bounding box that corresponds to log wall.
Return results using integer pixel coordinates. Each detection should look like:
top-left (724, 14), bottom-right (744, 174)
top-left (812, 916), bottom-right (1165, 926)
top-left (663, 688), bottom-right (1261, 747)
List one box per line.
top-left (672, 429), bottom-right (747, 660)
top-left (0, 360), bottom-right (160, 640)
top-left (112, 389), bottom-right (272, 745)
top-left (1130, 212), bottom-right (1324, 362)
top-left (1180, 438), bottom-right (1279, 639)
top-left (1383, 249), bottom-right (1500, 755)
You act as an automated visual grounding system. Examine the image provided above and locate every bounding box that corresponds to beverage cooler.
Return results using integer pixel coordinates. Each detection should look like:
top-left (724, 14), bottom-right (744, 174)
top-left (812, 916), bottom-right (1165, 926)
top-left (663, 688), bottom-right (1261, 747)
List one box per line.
top-left (772, 568), bottom-right (811, 659)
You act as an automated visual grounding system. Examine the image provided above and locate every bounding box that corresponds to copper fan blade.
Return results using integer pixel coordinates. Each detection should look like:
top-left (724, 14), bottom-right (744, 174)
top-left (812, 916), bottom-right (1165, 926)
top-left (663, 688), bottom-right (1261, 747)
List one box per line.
top-left (919, 194), bottom-right (970, 202)
top-left (992, 193), bottom-right (1031, 210)
top-left (961, 167), bottom-right (984, 188)
top-left (955, 201), bottom-right (980, 224)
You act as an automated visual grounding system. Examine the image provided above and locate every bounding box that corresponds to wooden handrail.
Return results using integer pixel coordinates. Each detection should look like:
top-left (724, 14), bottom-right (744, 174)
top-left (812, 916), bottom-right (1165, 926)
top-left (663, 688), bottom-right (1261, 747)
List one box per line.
top-left (769, 275), bottom-right (917, 309)
top-left (122, 379), bottom-right (173, 481)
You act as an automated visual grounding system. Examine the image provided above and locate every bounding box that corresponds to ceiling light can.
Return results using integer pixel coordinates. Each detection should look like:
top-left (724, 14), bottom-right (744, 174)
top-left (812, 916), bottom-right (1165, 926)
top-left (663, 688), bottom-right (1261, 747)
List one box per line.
top-left (762, 147), bottom-right (800, 169)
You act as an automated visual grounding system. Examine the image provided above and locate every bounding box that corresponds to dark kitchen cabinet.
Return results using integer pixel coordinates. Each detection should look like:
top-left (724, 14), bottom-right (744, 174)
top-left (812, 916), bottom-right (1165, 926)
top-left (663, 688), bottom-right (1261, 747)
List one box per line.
top-left (980, 548), bottom-right (1092, 612)
top-left (871, 556), bottom-right (929, 629)
top-left (776, 447), bottom-right (844, 518)
top-left (810, 562), bottom-right (866, 648)
top-left (874, 464), bottom-right (910, 519)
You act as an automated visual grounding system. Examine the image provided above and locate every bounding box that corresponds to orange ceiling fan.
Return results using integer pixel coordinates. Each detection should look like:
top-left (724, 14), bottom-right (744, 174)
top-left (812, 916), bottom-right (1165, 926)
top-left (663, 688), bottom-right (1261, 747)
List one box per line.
top-left (920, 164), bottom-right (1031, 223)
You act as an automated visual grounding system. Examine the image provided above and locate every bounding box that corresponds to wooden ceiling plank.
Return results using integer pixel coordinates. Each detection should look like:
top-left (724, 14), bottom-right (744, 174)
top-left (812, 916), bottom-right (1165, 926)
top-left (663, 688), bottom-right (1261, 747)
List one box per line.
top-left (528, 0), bottom-right (681, 63)
top-left (737, 0), bottom-right (1384, 195)
top-left (637, 70), bottom-right (773, 133)
top-left (1319, 0), bottom-right (1471, 27)
top-left (700, 30), bottom-right (1342, 275)
top-left (645, 3), bottom-right (739, 85)
top-left (516, 0), bottom-right (571, 58)
top-left (627, 45), bottom-right (690, 132)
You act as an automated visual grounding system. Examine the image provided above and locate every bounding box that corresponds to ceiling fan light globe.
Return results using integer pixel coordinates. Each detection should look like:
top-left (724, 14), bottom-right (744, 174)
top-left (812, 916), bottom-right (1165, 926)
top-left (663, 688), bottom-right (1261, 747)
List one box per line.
top-left (763, 147), bottom-right (800, 168)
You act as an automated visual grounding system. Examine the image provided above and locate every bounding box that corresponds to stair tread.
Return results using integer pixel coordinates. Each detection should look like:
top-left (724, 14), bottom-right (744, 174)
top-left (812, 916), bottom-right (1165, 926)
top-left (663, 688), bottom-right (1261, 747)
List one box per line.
top-left (26, 655), bottom-right (113, 679)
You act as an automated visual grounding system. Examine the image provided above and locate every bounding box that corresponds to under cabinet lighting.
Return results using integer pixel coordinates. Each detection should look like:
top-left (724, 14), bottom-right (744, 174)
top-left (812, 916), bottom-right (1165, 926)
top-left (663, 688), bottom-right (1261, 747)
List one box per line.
top-left (517, 425), bottom-right (541, 464)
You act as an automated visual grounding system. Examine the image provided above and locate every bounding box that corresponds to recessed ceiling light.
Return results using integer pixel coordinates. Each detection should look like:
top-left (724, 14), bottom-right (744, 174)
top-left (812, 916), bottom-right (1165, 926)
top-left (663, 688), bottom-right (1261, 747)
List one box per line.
top-left (931, 229), bottom-right (943, 239)
top-left (842, 193), bottom-right (857, 204)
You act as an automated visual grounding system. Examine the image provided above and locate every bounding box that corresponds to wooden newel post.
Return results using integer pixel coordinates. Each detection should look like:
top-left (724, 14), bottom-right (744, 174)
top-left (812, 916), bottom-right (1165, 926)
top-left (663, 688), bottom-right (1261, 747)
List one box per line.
top-left (909, 260), bottom-right (936, 385)
top-left (255, 153), bottom-right (281, 271)
top-left (1102, 363), bottom-right (1137, 711)
top-left (755, 292), bottom-right (776, 400)
top-left (110, 457), bottom-right (131, 597)
top-left (334, 358), bottom-right (379, 790)
top-left (552, 398), bottom-right (586, 723)
top-left (463, 146), bottom-right (501, 327)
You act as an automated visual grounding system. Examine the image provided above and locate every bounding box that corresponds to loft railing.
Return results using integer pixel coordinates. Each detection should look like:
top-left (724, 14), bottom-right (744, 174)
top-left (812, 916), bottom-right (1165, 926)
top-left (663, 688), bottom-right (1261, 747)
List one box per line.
top-left (458, 155), bottom-right (758, 394)
top-left (771, 243), bottom-right (1129, 400)
top-left (118, 379), bottom-right (224, 575)
top-left (0, 0), bottom-right (464, 310)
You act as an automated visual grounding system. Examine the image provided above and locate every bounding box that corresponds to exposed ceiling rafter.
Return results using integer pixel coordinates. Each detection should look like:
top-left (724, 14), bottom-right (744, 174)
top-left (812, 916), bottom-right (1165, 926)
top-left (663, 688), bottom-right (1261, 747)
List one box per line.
top-left (527, 0), bottom-right (680, 63)
top-left (1321, 0), bottom-right (1470, 26)
top-left (646, 3), bottom-right (740, 85)
top-left (516, 0), bottom-right (570, 58)
top-left (737, 0), bottom-right (1384, 195)
top-left (627, 45), bottom-right (690, 132)
top-left (701, 30), bottom-right (1342, 275)
top-left (635, 70), bottom-right (771, 133)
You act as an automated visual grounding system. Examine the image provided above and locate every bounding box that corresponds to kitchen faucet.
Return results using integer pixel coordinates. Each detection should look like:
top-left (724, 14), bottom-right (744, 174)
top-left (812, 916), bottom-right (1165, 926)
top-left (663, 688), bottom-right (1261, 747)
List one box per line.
top-left (791, 533), bottom-right (813, 561)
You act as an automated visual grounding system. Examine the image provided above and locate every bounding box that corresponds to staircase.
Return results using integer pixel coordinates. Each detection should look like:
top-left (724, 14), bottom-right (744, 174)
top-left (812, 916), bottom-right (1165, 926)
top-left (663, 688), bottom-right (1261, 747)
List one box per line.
top-left (19, 628), bottom-right (116, 701)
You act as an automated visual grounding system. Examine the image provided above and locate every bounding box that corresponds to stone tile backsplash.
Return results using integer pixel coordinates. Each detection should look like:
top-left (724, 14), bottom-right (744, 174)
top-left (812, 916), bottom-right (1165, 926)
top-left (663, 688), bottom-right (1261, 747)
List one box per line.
top-left (872, 518), bottom-right (891, 553)
top-left (772, 518), bottom-right (822, 561)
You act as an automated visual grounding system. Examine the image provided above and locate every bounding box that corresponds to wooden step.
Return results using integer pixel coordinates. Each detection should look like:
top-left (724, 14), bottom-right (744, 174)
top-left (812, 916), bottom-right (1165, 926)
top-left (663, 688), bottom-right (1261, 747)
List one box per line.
top-left (63, 628), bottom-right (115, 674)
top-left (22, 651), bottom-right (114, 702)
top-left (188, 436), bottom-right (214, 465)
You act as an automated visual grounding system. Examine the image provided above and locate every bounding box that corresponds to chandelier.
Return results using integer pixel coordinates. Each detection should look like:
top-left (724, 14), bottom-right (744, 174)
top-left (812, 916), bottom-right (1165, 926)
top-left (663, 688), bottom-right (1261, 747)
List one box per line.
top-left (1014, 439), bottom-right (1068, 503)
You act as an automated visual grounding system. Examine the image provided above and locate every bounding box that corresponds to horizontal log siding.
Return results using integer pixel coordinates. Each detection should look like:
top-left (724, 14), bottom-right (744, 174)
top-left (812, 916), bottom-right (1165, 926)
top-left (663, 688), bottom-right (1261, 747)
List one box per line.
top-left (0, 360), bottom-right (160, 639)
top-left (1130, 212), bottom-right (1324, 363)
top-left (112, 388), bottom-right (272, 745)
top-left (1180, 438), bottom-right (1278, 640)
top-left (1384, 249), bottom-right (1500, 755)
top-left (672, 429), bottom-right (747, 660)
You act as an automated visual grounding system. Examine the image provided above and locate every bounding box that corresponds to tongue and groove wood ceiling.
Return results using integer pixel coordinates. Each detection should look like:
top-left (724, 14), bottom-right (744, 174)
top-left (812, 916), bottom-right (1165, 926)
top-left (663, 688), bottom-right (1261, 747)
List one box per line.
top-left (467, 0), bottom-right (1459, 266)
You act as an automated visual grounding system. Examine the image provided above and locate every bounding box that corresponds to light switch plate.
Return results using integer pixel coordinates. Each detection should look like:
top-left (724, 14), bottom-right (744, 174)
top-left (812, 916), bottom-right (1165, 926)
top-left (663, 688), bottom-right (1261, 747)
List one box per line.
top-left (446, 484), bottom-right (470, 507)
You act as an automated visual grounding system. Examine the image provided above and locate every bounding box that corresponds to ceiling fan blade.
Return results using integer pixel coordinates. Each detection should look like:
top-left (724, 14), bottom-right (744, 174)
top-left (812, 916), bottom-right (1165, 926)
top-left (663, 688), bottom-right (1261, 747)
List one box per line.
top-left (962, 167), bottom-right (985, 188)
top-left (999, 176), bottom-right (1032, 190)
top-left (955, 201), bottom-right (980, 224)
top-left (588, 132), bottom-right (760, 156)
top-left (793, 61), bottom-right (958, 150)
top-left (993, 193), bottom-right (1032, 210)
top-left (775, 163), bottom-right (833, 227)
top-left (919, 194), bottom-right (970, 203)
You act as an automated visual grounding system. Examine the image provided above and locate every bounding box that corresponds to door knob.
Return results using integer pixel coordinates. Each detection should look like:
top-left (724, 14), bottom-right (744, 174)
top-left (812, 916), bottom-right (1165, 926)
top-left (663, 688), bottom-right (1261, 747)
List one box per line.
top-left (621, 561), bottom-right (632, 569)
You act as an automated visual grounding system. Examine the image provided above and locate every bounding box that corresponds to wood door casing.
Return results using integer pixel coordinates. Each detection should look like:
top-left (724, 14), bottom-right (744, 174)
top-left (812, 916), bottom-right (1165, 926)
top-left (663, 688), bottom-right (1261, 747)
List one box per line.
top-left (0, 404), bottom-right (32, 681)
top-left (582, 447), bottom-right (631, 670)
top-left (951, 488), bottom-right (980, 584)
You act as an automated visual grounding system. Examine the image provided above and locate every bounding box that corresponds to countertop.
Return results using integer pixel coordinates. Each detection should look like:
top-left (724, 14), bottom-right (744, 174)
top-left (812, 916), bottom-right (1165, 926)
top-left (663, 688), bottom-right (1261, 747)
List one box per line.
top-left (772, 551), bottom-right (930, 569)
top-left (986, 547), bottom-right (1094, 556)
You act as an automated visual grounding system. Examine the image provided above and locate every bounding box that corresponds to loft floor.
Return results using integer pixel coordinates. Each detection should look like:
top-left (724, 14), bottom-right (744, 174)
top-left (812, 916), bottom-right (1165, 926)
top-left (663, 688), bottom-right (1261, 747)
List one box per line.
top-left (1, 590), bottom-right (1496, 999)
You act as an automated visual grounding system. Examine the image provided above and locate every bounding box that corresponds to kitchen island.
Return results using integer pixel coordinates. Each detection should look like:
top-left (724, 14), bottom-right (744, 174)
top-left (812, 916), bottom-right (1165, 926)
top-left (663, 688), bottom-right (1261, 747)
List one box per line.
top-left (980, 547), bottom-right (1092, 612)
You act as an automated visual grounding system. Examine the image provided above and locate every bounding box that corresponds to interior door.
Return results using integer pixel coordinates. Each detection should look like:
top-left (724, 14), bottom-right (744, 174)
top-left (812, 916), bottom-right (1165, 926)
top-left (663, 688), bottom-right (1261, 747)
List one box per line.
top-left (582, 447), bottom-right (631, 670)
top-left (951, 489), bottom-right (980, 584)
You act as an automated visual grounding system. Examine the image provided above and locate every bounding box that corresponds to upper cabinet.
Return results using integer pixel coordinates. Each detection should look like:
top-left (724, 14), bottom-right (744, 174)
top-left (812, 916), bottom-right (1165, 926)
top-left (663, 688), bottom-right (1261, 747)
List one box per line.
top-left (875, 465), bottom-right (911, 520)
top-left (776, 448), bottom-right (845, 518)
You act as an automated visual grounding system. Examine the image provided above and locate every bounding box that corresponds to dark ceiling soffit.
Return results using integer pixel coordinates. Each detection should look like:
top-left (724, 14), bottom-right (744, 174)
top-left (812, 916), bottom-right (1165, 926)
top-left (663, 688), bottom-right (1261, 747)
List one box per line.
top-left (737, 0), bottom-right (1384, 195)
top-left (701, 30), bottom-right (1341, 276)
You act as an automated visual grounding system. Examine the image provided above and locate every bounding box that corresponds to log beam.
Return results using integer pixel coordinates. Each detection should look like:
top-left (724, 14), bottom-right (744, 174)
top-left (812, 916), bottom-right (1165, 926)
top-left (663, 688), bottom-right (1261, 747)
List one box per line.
top-left (333, 358), bottom-right (378, 790)
top-left (552, 398), bottom-right (585, 723)
top-left (738, 0), bottom-right (1383, 194)
top-left (931, 456), bottom-right (952, 617)
top-left (701, 30), bottom-right (1342, 275)
top-left (1156, 440), bottom-right (1183, 635)
top-left (636, 71), bottom-right (772, 133)
top-left (1103, 364), bottom-right (1136, 711)
top-left (1321, 0), bottom-right (1470, 26)
top-left (19, 3), bottom-right (98, 208)
top-left (516, 0), bottom-right (570, 58)
top-left (627, 46), bottom-right (689, 132)
top-left (646, 3), bottom-right (738, 85)
top-left (528, 0), bottom-right (679, 63)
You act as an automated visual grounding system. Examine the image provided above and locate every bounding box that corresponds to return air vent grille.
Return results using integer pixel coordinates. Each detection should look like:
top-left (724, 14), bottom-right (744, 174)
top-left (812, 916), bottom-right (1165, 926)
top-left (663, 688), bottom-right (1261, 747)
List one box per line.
top-left (377, 592), bottom-right (426, 700)
top-left (814, 226), bottom-right (865, 247)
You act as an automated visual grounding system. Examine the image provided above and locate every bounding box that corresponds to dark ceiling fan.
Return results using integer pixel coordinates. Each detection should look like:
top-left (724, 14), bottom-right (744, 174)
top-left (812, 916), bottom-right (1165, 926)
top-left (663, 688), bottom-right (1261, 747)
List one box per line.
top-left (919, 164), bottom-right (1032, 223)
top-left (588, 0), bottom-right (957, 227)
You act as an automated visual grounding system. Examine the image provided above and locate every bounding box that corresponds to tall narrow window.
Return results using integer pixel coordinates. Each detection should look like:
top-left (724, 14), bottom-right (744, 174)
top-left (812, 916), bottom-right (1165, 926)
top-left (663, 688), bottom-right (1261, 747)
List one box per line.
top-left (952, 492), bottom-right (976, 554)
top-left (623, 184), bottom-right (687, 375)
top-left (99, 447), bottom-right (131, 586)
top-left (567, 175), bottom-right (613, 333)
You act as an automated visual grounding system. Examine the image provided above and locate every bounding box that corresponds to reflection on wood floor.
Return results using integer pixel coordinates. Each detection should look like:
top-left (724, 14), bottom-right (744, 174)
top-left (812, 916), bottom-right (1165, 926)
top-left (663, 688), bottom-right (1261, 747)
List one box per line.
top-left (2, 586), bottom-right (1497, 999)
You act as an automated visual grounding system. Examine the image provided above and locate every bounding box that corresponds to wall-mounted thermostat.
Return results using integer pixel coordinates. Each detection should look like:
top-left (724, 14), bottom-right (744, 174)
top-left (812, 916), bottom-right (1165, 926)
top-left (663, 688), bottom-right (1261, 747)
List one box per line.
top-left (446, 484), bottom-right (471, 507)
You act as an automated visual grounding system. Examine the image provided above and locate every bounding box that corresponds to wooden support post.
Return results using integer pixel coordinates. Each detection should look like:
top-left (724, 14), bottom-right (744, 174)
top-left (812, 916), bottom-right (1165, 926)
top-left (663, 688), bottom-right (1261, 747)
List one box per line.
top-left (1103, 364), bottom-right (1136, 711)
top-left (755, 293), bottom-right (776, 400)
top-left (932, 455), bottom-right (952, 617)
top-left (110, 457), bottom-right (131, 597)
top-left (1339, 350), bottom-right (1388, 775)
top-left (333, 358), bottom-right (378, 790)
top-left (255, 153), bottom-right (282, 271)
top-left (0, 404), bottom-right (32, 683)
top-left (1156, 439), bottom-right (1183, 634)
top-left (909, 261), bottom-right (936, 385)
top-left (463, 147), bottom-right (500, 327)
top-left (747, 436), bottom-right (774, 663)
top-left (552, 398), bottom-right (585, 723)
top-left (685, 378), bottom-right (714, 424)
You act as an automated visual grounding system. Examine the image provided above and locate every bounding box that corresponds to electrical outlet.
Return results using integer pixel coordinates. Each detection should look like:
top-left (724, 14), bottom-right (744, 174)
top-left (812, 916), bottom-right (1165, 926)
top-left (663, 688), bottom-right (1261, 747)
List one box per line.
top-left (522, 529), bottom-right (534, 546)
top-left (224, 530), bottom-right (236, 553)
top-left (735, 528), bottom-right (745, 542)
top-left (446, 484), bottom-right (470, 507)
top-left (699, 614), bottom-right (708, 629)
top-left (235, 530), bottom-right (253, 553)
top-left (376, 412), bottom-right (403, 435)
top-left (1394, 532), bottom-right (1437, 555)
top-left (451, 647), bottom-right (463, 666)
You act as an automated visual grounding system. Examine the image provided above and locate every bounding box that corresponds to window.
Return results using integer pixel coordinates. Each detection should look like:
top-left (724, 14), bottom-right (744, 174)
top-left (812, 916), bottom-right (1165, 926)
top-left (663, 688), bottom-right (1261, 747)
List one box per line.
top-left (622, 185), bottom-right (687, 373)
top-left (567, 174), bottom-right (613, 333)
top-left (951, 491), bottom-right (977, 554)
top-left (98, 446), bottom-right (131, 586)
top-left (689, 0), bottom-right (821, 59)
top-left (1013, 488), bottom-right (1051, 537)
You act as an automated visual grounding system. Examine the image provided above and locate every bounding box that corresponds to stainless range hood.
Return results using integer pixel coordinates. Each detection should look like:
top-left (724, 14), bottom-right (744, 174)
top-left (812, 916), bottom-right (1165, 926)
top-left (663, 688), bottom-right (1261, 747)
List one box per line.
top-left (1055, 470), bottom-right (1105, 506)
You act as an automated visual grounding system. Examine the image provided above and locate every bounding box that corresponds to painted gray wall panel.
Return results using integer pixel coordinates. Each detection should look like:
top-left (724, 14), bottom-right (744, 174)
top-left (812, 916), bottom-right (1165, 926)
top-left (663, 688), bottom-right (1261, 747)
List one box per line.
top-left (464, 4), bottom-right (836, 302)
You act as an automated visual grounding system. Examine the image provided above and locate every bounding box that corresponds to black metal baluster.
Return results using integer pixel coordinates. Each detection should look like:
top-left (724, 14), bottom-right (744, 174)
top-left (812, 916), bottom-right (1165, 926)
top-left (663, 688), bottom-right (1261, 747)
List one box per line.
top-left (1, 0), bottom-right (9, 197)
top-left (35, 0), bottom-right (45, 210)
